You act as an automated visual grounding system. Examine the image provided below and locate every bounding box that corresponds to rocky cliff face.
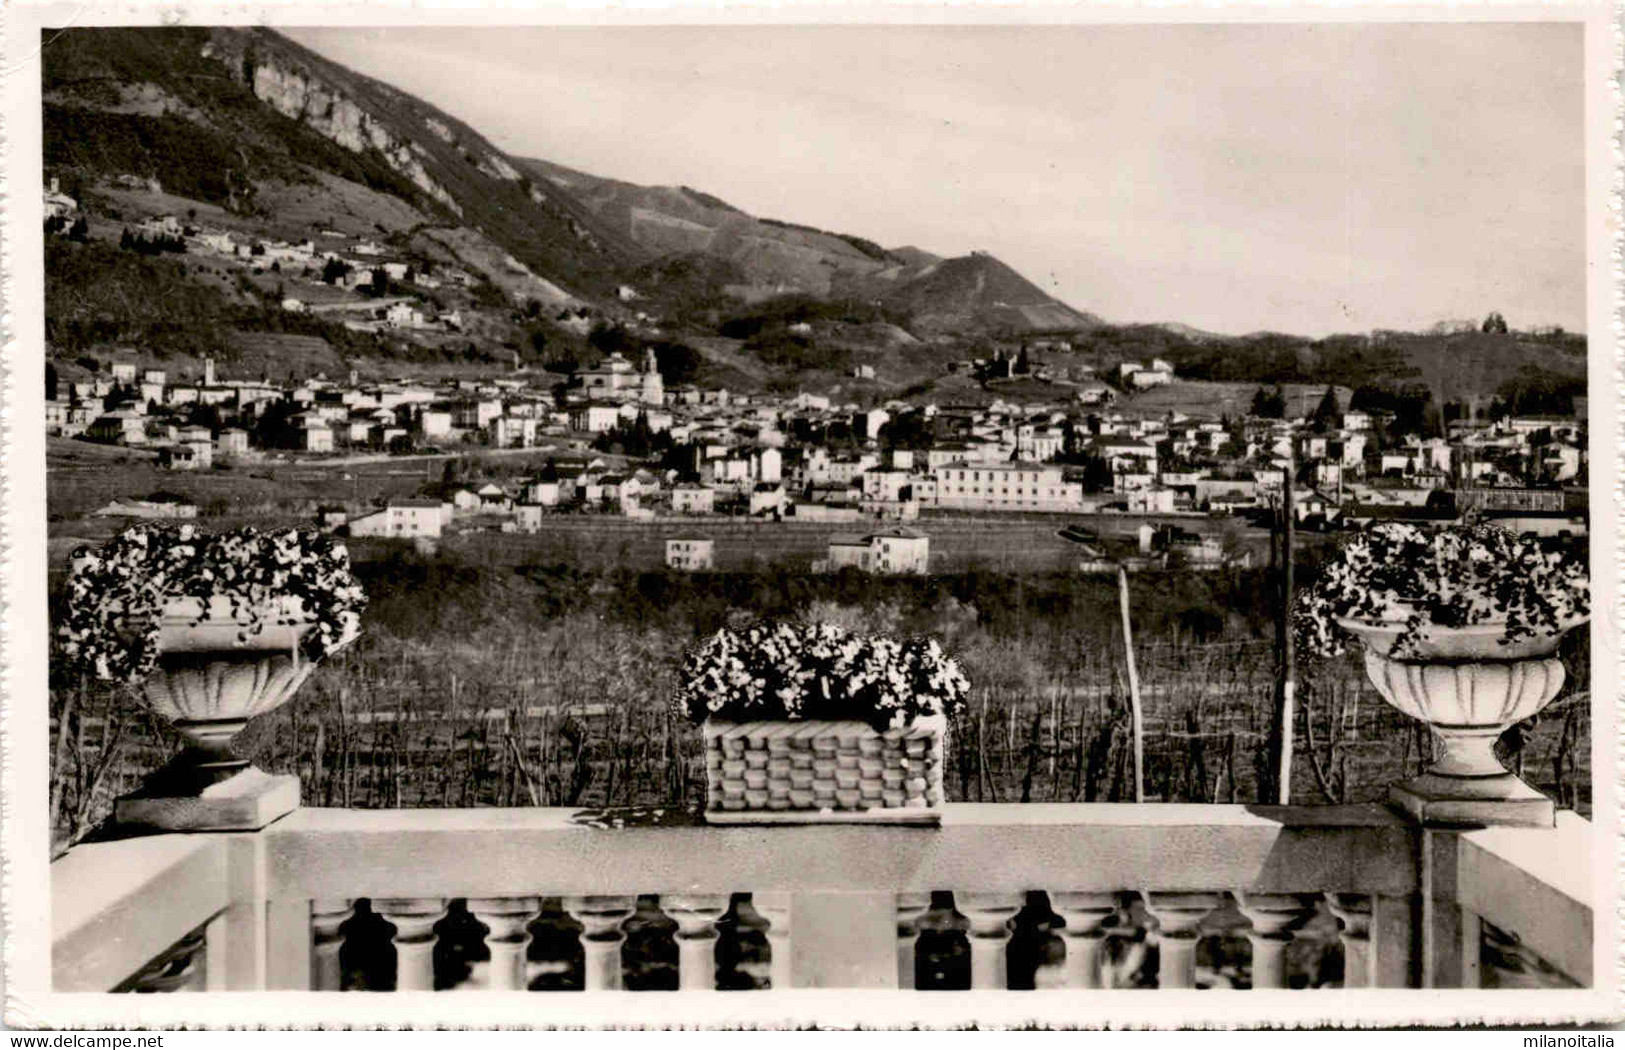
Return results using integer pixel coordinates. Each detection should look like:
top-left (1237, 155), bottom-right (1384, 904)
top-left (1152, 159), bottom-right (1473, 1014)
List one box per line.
top-left (204, 38), bottom-right (463, 217)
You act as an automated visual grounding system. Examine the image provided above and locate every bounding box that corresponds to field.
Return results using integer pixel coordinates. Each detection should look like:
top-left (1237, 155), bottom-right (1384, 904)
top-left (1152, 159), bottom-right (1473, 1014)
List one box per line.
top-left (437, 512), bottom-right (1282, 575)
top-left (1117, 381), bottom-right (1354, 420)
top-left (47, 438), bottom-right (432, 519)
top-left (46, 436), bottom-right (578, 524)
top-left (46, 436), bottom-right (1281, 575)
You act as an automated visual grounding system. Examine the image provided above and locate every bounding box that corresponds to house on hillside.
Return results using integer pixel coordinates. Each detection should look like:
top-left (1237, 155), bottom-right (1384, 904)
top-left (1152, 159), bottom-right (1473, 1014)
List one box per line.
top-left (419, 409), bottom-right (453, 440)
top-left (672, 484), bottom-right (716, 515)
top-left (816, 526), bottom-right (930, 575)
top-left (384, 303), bottom-right (426, 330)
top-left (570, 403), bottom-right (622, 433)
top-left (492, 416), bottom-right (538, 449)
top-left (475, 483), bottom-right (513, 514)
top-left (749, 482), bottom-right (786, 517)
top-left (522, 479), bottom-right (562, 507)
top-left (214, 429), bottom-right (250, 457)
top-left (1076, 382), bottom-right (1115, 406)
top-left (347, 499), bottom-right (446, 539)
top-left (665, 538), bottom-right (715, 571)
top-left (44, 400), bottom-right (75, 437)
top-left (1137, 523), bottom-right (1236, 569)
top-left (299, 420), bottom-right (334, 454)
top-left (1126, 486), bottom-right (1177, 514)
top-left (86, 410), bottom-right (148, 446)
top-left (158, 441), bottom-right (213, 471)
top-left (513, 503), bottom-right (548, 533)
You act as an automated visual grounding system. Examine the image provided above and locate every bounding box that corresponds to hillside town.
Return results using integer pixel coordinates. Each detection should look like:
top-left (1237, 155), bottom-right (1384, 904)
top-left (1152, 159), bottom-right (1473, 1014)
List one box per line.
top-left (51, 333), bottom-right (1588, 575)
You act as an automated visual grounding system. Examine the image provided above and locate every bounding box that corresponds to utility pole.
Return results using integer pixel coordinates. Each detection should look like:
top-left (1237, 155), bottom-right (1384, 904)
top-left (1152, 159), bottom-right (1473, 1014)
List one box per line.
top-left (1268, 443), bottom-right (1297, 803)
top-left (1117, 565), bottom-right (1145, 803)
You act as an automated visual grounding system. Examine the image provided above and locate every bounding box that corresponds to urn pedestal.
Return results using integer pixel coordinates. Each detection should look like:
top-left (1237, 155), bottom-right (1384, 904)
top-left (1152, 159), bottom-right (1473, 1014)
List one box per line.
top-left (702, 717), bottom-right (945, 826)
top-left (114, 597), bottom-right (335, 832)
top-left (1339, 619), bottom-right (1581, 828)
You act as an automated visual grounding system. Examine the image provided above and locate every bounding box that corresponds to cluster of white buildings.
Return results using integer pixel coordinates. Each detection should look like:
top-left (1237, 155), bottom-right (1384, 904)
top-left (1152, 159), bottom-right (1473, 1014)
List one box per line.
top-left (53, 334), bottom-right (1586, 554)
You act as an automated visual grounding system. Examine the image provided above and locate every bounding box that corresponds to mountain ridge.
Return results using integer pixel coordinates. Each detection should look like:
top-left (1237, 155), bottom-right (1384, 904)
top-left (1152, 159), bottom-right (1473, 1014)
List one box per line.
top-left (43, 25), bottom-right (1106, 351)
top-left (516, 155), bottom-right (1102, 336)
top-left (43, 25), bottom-right (1583, 406)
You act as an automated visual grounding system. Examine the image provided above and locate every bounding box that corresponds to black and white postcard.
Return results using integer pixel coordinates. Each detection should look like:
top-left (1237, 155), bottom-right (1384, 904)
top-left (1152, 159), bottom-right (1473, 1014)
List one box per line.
top-left (3, 0), bottom-right (1618, 1031)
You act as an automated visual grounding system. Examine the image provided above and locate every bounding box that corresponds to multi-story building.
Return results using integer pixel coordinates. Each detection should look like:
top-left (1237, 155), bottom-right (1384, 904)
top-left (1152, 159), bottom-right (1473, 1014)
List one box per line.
top-left (1127, 486), bottom-right (1176, 513)
top-left (491, 416), bottom-right (538, 448)
top-left (1016, 425), bottom-right (1064, 462)
top-left (820, 527), bottom-right (930, 575)
top-left (665, 538), bottom-right (715, 571)
top-left (571, 403), bottom-right (622, 434)
top-left (419, 410), bottom-right (453, 440)
top-left (672, 484), bottom-right (717, 515)
top-left (299, 421), bottom-right (334, 453)
top-left (931, 463), bottom-right (1082, 512)
top-left (452, 399), bottom-right (503, 430)
top-left (513, 503), bottom-right (549, 532)
top-left (86, 410), bottom-right (147, 446)
top-left (749, 483), bottom-right (786, 517)
top-left (347, 499), bottom-right (446, 539)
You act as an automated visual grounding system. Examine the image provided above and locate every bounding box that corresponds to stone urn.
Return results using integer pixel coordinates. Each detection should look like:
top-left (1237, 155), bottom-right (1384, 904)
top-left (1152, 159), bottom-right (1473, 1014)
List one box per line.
top-left (115, 595), bottom-right (356, 831)
top-left (1337, 616), bottom-right (1586, 827)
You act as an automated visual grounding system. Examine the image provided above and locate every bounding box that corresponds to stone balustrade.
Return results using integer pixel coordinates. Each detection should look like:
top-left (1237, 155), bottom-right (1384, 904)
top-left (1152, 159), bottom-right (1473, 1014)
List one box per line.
top-left (50, 804), bottom-right (1595, 1010)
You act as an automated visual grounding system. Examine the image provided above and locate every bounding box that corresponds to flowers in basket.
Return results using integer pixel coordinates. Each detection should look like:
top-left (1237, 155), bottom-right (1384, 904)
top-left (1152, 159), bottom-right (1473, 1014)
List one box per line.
top-left (57, 523), bottom-right (367, 685)
top-left (672, 620), bottom-right (970, 732)
top-left (1294, 521), bottom-right (1589, 660)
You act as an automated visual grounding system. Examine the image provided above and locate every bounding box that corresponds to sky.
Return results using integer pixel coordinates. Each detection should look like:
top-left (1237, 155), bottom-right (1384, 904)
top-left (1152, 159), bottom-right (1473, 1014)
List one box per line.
top-left (285, 23), bottom-right (1586, 338)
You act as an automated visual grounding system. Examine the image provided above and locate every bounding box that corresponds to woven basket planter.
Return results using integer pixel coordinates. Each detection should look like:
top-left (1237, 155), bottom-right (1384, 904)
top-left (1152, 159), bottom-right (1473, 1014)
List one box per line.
top-left (703, 716), bottom-right (946, 826)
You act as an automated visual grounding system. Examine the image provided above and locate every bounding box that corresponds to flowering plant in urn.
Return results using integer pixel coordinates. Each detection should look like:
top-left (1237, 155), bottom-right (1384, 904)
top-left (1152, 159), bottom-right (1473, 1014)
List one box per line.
top-left (1295, 522), bottom-right (1589, 826)
top-left (1294, 521), bottom-right (1589, 661)
top-left (58, 524), bottom-right (366, 830)
top-left (674, 621), bottom-right (969, 824)
top-left (59, 523), bottom-right (365, 686)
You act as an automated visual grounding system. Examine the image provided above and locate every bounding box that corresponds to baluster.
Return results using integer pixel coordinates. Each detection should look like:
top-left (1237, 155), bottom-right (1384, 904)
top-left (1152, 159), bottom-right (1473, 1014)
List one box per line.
top-left (564, 896), bottom-right (634, 991)
top-left (1237, 893), bottom-right (1316, 990)
top-left (311, 899), bottom-right (355, 992)
top-left (1143, 892), bottom-right (1223, 989)
top-left (376, 898), bottom-right (448, 992)
top-left (665, 894), bottom-right (727, 991)
top-left (1050, 892), bottom-right (1118, 989)
top-left (469, 897), bottom-right (542, 991)
top-left (1325, 893), bottom-right (1373, 989)
top-left (896, 893), bottom-right (931, 990)
top-left (958, 892), bottom-right (1022, 990)
top-left (751, 893), bottom-right (792, 991)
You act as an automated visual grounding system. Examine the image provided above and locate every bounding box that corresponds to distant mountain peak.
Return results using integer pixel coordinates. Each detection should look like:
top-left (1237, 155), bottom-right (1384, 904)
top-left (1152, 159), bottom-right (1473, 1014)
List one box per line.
top-left (513, 156), bottom-right (1102, 334)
